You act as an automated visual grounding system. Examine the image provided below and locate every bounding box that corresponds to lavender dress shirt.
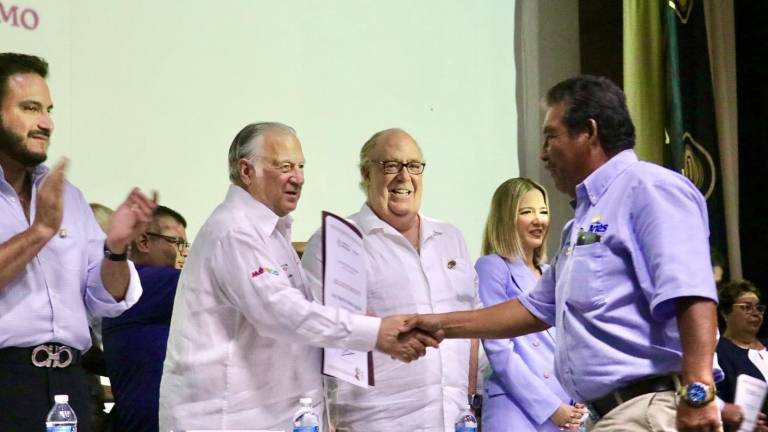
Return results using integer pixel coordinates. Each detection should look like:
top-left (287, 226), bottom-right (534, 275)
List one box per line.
top-left (477, 255), bottom-right (570, 431)
top-left (520, 150), bottom-right (718, 402)
top-left (0, 164), bottom-right (142, 352)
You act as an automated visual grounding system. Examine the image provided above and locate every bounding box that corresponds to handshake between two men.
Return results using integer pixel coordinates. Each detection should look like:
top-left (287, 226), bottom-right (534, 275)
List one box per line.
top-left (375, 312), bottom-right (457, 362)
top-left (375, 300), bottom-right (535, 362)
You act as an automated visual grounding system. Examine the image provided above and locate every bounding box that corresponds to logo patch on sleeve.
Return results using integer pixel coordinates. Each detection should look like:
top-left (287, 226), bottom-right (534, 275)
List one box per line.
top-left (251, 266), bottom-right (280, 278)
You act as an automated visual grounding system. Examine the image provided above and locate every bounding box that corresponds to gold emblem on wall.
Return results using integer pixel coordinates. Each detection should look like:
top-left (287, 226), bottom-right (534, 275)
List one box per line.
top-left (681, 132), bottom-right (716, 199)
top-left (668, 0), bottom-right (694, 24)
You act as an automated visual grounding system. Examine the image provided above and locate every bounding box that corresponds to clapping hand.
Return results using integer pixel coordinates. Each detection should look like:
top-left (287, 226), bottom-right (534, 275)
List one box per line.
top-left (33, 158), bottom-right (68, 239)
top-left (106, 188), bottom-right (157, 252)
top-left (376, 315), bottom-right (442, 362)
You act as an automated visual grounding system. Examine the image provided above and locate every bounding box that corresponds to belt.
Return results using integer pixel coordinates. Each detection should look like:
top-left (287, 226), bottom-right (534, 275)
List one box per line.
top-left (587, 375), bottom-right (678, 419)
top-left (0, 344), bottom-right (82, 368)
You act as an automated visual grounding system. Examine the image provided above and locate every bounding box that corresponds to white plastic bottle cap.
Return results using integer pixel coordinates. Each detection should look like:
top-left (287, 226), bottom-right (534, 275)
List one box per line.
top-left (299, 397), bottom-right (312, 405)
top-left (54, 395), bottom-right (69, 403)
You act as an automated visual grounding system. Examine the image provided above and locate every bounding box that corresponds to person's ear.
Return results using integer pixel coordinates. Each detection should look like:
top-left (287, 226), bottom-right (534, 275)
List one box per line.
top-left (238, 159), bottom-right (252, 186)
top-left (134, 233), bottom-right (151, 254)
top-left (361, 164), bottom-right (372, 190)
top-left (585, 119), bottom-right (598, 141)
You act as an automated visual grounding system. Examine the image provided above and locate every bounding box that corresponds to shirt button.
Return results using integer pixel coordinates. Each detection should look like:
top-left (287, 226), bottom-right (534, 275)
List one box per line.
top-left (532, 340), bottom-right (540, 347)
top-left (9, 197), bottom-right (16, 202)
top-left (543, 371), bottom-right (550, 379)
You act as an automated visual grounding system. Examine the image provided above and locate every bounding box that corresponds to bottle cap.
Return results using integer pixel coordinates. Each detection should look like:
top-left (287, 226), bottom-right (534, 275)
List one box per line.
top-left (299, 397), bottom-right (312, 405)
top-left (54, 394), bottom-right (69, 403)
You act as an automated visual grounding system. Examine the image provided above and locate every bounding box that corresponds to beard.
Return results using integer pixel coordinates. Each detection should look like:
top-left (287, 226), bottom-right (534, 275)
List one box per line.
top-left (0, 116), bottom-right (48, 167)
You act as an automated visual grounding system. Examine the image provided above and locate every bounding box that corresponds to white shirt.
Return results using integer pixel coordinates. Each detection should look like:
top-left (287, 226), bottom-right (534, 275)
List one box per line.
top-left (159, 186), bottom-right (381, 431)
top-left (302, 204), bottom-right (480, 431)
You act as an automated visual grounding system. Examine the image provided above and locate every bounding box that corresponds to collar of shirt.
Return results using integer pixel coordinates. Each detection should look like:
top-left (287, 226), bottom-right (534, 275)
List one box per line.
top-left (505, 256), bottom-right (549, 289)
top-left (575, 149), bottom-right (638, 206)
top-left (0, 163), bottom-right (49, 197)
top-left (356, 203), bottom-right (442, 245)
top-left (224, 184), bottom-right (293, 238)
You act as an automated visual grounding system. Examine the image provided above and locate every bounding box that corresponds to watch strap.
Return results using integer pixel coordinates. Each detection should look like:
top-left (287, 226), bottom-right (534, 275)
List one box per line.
top-left (103, 242), bottom-right (128, 261)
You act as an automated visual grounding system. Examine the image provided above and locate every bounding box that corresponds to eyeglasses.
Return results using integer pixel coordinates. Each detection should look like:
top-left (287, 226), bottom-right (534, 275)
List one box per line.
top-left (371, 160), bottom-right (426, 175)
top-left (733, 303), bottom-right (767, 315)
top-left (147, 232), bottom-right (190, 252)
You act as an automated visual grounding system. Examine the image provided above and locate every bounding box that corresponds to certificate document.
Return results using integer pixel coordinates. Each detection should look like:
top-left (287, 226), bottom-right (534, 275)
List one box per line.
top-left (735, 373), bottom-right (768, 432)
top-left (320, 211), bottom-right (374, 387)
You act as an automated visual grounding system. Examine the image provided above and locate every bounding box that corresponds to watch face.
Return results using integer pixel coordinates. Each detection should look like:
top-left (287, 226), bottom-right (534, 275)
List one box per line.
top-left (687, 383), bottom-right (708, 402)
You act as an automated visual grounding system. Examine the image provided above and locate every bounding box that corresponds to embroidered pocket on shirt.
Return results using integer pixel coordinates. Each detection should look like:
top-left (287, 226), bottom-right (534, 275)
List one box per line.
top-left (443, 258), bottom-right (477, 306)
top-left (564, 242), bottom-right (607, 311)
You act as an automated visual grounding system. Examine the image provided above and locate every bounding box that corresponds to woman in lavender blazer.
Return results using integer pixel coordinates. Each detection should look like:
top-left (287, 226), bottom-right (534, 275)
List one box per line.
top-left (477, 178), bottom-right (584, 431)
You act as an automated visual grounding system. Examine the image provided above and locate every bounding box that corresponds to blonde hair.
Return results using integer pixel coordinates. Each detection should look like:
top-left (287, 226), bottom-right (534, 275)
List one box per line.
top-left (481, 178), bottom-right (549, 265)
top-left (89, 203), bottom-right (113, 233)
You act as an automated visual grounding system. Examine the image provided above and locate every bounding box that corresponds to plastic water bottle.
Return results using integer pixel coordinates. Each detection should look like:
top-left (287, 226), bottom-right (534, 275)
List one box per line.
top-left (454, 404), bottom-right (477, 432)
top-left (292, 397), bottom-right (319, 432)
top-left (45, 394), bottom-right (77, 432)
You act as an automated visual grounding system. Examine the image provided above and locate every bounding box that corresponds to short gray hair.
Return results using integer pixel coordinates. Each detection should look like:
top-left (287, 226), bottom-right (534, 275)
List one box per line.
top-left (228, 122), bottom-right (296, 183)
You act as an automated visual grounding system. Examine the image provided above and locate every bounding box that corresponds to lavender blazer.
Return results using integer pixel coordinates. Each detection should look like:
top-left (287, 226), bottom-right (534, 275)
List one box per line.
top-left (476, 254), bottom-right (571, 432)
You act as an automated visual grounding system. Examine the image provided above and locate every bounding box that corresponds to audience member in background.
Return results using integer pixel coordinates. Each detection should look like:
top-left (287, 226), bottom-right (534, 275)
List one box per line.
top-left (717, 280), bottom-right (768, 432)
top-left (475, 178), bottom-right (584, 431)
top-left (91, 203), bottom-right (114, 233)
top-left (80, 203), bottom-right (115, 432)
top-left (102, 205), bottom-right (188, 432)
top-left (159, 122), bottom-right (436, 431)
top-left (302, 128), bottom-right (480, 431)
top-left (0, 52), bottom-right (154, 431)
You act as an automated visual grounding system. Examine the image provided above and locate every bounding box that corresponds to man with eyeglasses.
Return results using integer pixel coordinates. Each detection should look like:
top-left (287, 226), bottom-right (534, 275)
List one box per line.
top-left (301, 128), bottom-right (481, 430)
top-left (159, 122), bottom-right (437, 431)
top-left (102, 205), bottom-right (188, 432)
top-left (0, 53), bottom-right (155, 431)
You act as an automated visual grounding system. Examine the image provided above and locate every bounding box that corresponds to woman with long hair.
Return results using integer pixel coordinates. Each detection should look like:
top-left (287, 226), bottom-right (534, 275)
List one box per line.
top-left (476, 178), bottom-right (583, 431)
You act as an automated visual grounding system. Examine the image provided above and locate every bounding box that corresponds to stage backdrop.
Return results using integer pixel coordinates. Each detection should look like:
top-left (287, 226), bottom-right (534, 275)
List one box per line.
top-left (1, 0), bottom-right (518, 256)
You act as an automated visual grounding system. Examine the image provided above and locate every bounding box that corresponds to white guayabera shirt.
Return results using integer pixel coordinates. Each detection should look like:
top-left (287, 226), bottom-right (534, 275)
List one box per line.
top-left (303, 204), bottom-right (481, 431)
top-left (159, 185), bottom-right (380, 432)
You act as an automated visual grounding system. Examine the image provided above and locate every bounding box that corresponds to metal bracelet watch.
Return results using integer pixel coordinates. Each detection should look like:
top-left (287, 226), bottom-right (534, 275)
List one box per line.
top-left (103, 241), bottom-right (128, 261)
top-left (677, 382), bottom-right (716, 407)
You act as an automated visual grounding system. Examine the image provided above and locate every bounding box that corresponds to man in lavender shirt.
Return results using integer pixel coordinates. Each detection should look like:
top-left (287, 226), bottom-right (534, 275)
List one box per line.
top-left (0, 53), bottom-right (156, 431)
top-left (405, 76), bottom-right (720, 431)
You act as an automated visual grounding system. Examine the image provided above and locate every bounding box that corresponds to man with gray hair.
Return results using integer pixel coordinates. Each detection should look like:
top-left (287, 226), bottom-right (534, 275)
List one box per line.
top-left (159, 122), bottom-right (436, 431)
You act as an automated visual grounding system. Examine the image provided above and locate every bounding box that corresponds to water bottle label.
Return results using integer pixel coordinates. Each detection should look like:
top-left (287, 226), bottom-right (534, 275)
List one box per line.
top-left (455, 427), bottom-right (477, 432)
top-left (47, 427), bottom-right (75, 432)
top-left (292, 427), bottom-right (318, 432)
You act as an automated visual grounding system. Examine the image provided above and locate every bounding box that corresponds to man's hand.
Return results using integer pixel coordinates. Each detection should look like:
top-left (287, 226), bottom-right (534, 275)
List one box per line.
top-left (677, 402), bottom-right (721, 432)
top-left (376, 315), bottom-right (440, 362)
top-left (401, 313), bottom-right (446, 341)
top-left (106, 188), bottom-right (157, 252)
top-left (721, 402), bottom-right (743, 430)
top-left (32, 158), bottom-right (68, 239)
